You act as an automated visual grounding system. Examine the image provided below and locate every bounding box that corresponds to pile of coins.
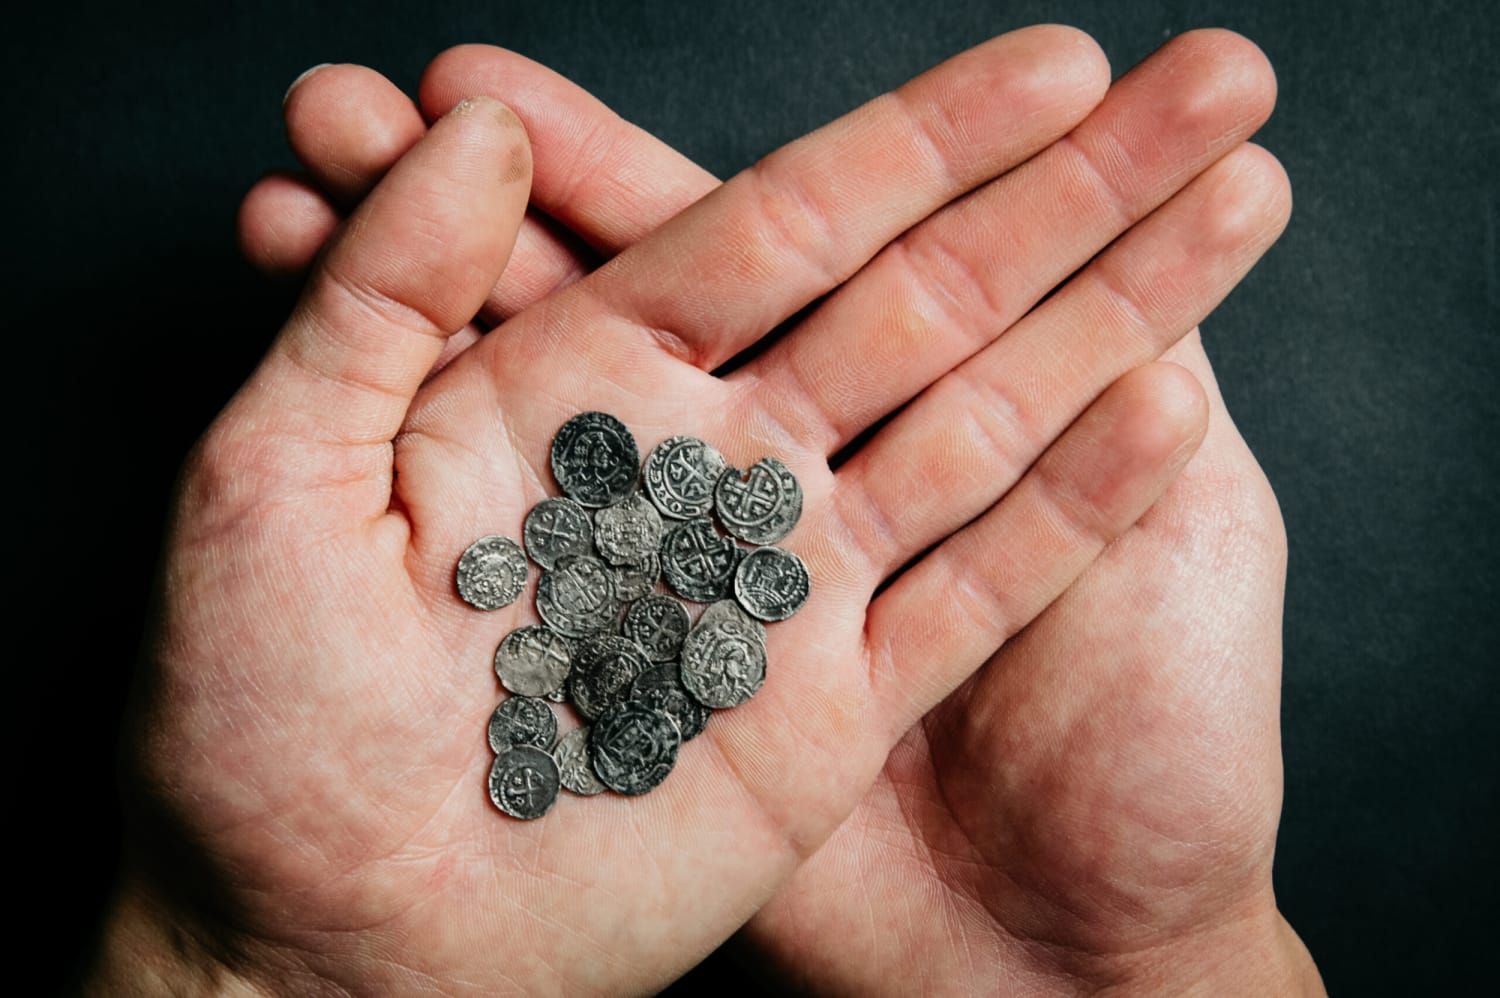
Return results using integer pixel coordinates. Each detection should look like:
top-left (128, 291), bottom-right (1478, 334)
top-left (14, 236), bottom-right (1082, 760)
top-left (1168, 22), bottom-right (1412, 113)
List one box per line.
top-left (456, 412), bottom-right (811, 819)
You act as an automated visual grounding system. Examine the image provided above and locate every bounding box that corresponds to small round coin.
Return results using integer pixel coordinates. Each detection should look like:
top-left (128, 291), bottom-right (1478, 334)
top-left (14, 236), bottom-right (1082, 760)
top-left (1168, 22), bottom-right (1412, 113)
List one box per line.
top-left (593, 494), bottom-right (664, 565)
top-left (713, 457), bottom-right (803, 545)
top-left (590, 700), bottom-right (682, 796)
top-left (661, 518), bottom-right (741, 603)
top-left (622, 594), bottom-right (692, 662)
top-left (523, 497), bottom-right (594, 569)
top-left (611, 553), bottom-right (661, 602)
top-left (487, 695), bottom-right (559, 753)
top-left (488, 744), bottom-right (561, 819)
top-left (733, 547), bottom-right (811, 622)
top-left (550, 411), bottom-right (640, 508)
top-left (569, 634), bottom-right (651, 720)
top-left (536, 555), bottom-right (620, 638)
top-left (643, 435), bottom-right (728, 520)
top-left (630, 663), bottom-right (711, 741)
top-left (681, 600), bottom-right (768, 708)
top-left (494, 626), bottom-right (574, 698)
top-left (552, 727), bottom-right (607, 796)
top-left (456, 535), bottom-right (528, 610)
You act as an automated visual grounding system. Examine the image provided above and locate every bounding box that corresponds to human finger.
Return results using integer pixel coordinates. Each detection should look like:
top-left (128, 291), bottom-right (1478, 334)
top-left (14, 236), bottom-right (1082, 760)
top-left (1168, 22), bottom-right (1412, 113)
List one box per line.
top-left (736, 29), bottom-right (1277, 456)
top-left (236, 170), bottom-right (340, 278)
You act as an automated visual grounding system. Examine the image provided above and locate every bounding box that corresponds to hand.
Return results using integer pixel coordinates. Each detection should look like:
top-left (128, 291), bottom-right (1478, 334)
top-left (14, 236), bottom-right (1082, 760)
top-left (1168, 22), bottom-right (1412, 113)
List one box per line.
top-left (98, 29), bottom-right (1280, 998)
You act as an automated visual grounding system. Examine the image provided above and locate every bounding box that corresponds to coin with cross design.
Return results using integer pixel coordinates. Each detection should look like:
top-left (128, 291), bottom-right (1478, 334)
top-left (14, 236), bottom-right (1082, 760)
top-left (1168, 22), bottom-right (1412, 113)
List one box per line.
top-left (621, 594), bottom-right (691, 662)
top-left (488, 744), bottom-right (560, 819)
top-left (661, 518), bottom-right (741, 602)
top-left (681, 600), bottom-right (768, 708)
top-left (537, 554), bottom-right (620, 638)
top-left (733, 547), bottom-right (811, 622)
top-left (523, 497), bottom-right (593, 569)
top-left (494, 625), bottom-right (575, 698)
top-left (455, 535), bottom-right (529, 610)
top-left (550, 411), bottom-right (640, 508)
top-left (713, 457), bottom-right (803, 545)
top-left (644, 435), bottom-right (728, 520)
top-left (590, 700), bottom-right (682, 796)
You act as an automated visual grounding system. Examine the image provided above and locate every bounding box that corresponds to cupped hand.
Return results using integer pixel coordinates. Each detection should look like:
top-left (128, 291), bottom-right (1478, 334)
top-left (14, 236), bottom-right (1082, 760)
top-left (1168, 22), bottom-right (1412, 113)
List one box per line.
top-left (104, 27), bottom-right (1293, 998)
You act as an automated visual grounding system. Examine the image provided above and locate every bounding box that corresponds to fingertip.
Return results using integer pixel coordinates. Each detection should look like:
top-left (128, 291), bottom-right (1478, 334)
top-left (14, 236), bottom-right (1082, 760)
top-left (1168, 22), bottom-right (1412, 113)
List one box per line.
top-left (417, 44), bottom-right (515, 121)
top-left (284, 63), bottom-right (427, 204)
top-left (441, 95), bottom-right (533, 187)
top-left (236, 172), bottom-right (340, 278)
top-left (1164, 28), bottom-right (1279, 132)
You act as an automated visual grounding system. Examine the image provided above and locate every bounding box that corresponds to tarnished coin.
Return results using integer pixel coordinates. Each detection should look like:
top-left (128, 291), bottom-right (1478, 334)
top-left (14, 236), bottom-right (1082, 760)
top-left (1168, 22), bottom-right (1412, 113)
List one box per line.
top-left (631, 663), bottom-right (711, 741)
top-left (734, 547), bottom-right (811, 622)
top-left (590, 700), bottom-right (682, 796)
top-left (553, 727), bottom-right (607, 796)
top-left (593, 495), bottom-right (664, 565)
top-left (644, 435), bottom-right (728, 520)
top-left (536, 555), bottom-right (620, 638)
top-left (455, 535), bottom-right (528, 610)
top-left (569, 634), bottom-right (651, 720)
top-left (713, 457), bottom-right (803, 545)
top-left (494, 625), bottom-right (574, 698)
top-left (550, 411), bottom-right (640, 508)
top-left (622, 594), bottom-right (692, 662)
top-left (523, 497), bottom-right (593, 569)
top-left (487, 695), bottom-right (559, 752)
top-left (488, 744), bottom-right (560, 819)
top-left (611, 553), bottom-right (661, 602)
top-left (681, 600), bottom-right (768, 708)
top-left (661, 519), bottom-right (741, 602)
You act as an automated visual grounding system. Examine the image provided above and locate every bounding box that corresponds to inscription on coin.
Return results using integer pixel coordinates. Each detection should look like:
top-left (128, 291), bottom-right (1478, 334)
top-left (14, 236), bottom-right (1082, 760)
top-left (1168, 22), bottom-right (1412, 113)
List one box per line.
top-left (487, 695), bottom-right (559, 753)
top-left (594, 495), bottom-right (664, 565)
top-left (631, 663), bottom-right (710, 741)
top-left (523, 497), bottom-right (593, 569)
top-left (590, 700), bottom-right (682, 796)
top-left (734, 547), bottom-right (811, 622)
top-left (553, 727), bottom-right (607, 796)
top-left (621, 594), bottom-right (692, 662)
top-left (494, 625), bottom-right (574, 698)
top-left (488, 745), bottom-right (560, 819)
top-left (644, 436), bottom-right (728, 520)
top-left (550, 411), bottom-right (640, 508)
top-left (536, 555), bottom-right (620, 638)
top-left (456, 535), bottom-right (528, 610)
top-left (681, 600), bottom-right (768, 708)
top-left (714, 457), bottom-right (803, 545)
top-left (661, 518), bottom-right (741, 602)
top-left (569, 635), bottom-right (651, 720)
top-left (611, 553), bottom-right (661, 602)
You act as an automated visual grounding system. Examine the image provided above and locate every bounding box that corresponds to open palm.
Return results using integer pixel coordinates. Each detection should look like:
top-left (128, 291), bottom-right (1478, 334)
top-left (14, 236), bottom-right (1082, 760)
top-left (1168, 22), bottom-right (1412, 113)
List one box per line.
top-left (114, 26), bottom-right (1307, 998)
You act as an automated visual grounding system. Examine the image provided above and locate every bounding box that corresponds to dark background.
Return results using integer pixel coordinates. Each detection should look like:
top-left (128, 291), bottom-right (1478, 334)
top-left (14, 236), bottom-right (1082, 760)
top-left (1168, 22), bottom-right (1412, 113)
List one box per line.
top-left (9, 0), bottom-right (1496, 993)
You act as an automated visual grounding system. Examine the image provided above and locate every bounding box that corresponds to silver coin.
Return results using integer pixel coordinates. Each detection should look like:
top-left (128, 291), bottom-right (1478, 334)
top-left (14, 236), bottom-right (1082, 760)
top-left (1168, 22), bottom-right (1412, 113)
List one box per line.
top-left (643, 435), bottom-right (728, 520)
top-left (523, 497), bottom-right (593, 569)
top-left (552, 727), bottom-right (607, 796)
top-left (611, 553), bottom-right (661, 602)
top-left (536, 555), bottom-right (620, 638)
top-left (681, 600), bottom-right (768, 708)
top-left (569, 634), bottom-right (651, 720)
top-left (713, 457), bottom-right (803, 545)
top-left (733, 547), bottom-right (811, 622)
top-left (660, 518), bottom-right (741, 602)
top-left (631, 662), bottom-right (710, 741)
top-left (590, 700), bottom-right (682, 796)
top-left (494, 626), bottom-right (574, 698)
top-left (455, 535), bottom-right (528, 610)
top-left (488, 744), bottom-right (560, 819)
top-left (550, 411), bottom-right (640, 508)
top-left (593, 495), bottom-right (664, 565)
top-left (487, 695), bottom-right (559, 752)
top-left (621, 594), bottom-right (692, 662)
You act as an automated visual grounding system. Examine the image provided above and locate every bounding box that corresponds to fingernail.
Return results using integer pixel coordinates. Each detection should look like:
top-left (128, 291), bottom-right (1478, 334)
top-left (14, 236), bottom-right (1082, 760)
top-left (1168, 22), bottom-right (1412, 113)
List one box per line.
top-left (283, 63), bottom-right (333, 106)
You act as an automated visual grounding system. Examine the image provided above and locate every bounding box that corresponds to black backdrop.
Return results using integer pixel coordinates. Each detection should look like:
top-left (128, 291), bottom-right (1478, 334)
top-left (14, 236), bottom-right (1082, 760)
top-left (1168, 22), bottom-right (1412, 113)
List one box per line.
top-left (8, 1), bottom-right (1496, 993)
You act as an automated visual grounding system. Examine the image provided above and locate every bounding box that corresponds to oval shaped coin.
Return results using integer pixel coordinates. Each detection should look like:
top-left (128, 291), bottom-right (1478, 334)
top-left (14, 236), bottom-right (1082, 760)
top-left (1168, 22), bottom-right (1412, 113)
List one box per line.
top-left (494, 625), bottom-right (574, 698)
top-left (488, 744), bottom-right (560, 819)
top-left (593, 494), bottom-right (664, 565)
top-left (611, 553), bottom-right (661, 602)
top-left (590, 700), bottom-right (682, 796)
top-left (487, 695), bottom-right (559, 753)
top-left (733, 547), bottom-right (811, 622)
top-left (661, 518), bottom-right (741, 603)
top-left (456, 535), bottom-right (528, 610)
top-left (536, 555), bottom-right (620, 638)
top-left (621, 594), bottom-right (692, 662)
top-left (713, 457), bottom-right (803, 545)
top-left (523, 497), bottom-right (593, 569)
top-left (681, 600), bottom-right (768, 708)
top-left (569, 634), bottom-right (651, 720)
top-left (550, 411), bottom-right (640, 508)
top-left (552, 727), bottom-right (607, 796)
top-left (630, 662), bottom-right (710, 741)
top-left (644, 435), bottom-right (728, 520)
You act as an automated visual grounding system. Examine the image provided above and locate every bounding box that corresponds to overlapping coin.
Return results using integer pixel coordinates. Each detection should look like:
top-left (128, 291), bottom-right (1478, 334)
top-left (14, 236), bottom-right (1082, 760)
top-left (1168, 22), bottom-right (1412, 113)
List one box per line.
top-left (489, 745), bottom-right (561, 820)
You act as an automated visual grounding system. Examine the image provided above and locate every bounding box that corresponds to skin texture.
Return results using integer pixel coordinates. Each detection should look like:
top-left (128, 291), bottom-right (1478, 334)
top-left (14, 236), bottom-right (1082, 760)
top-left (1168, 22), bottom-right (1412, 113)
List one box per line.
top-left (96, 26), bottom-right (1320, 998)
